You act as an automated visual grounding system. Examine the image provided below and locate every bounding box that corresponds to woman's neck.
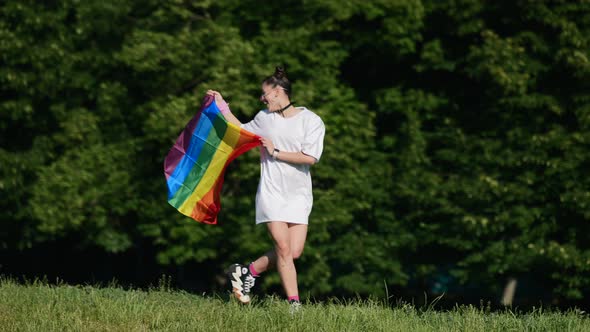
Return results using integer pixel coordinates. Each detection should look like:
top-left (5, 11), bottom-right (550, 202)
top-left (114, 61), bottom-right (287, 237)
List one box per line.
top-left (274, 100), bottom-right (296, 117)
top-left (279, 105), bottom-right (298, 117)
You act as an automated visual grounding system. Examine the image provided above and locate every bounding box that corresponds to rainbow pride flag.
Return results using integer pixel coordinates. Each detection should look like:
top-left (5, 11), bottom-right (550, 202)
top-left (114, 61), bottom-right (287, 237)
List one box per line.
top-left (164, 95), bottom-right (260, 224)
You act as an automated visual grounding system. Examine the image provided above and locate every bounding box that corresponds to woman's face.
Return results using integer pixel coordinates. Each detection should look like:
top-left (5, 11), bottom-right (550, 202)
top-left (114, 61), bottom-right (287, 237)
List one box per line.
top-left (260, 83), bottom-right (275, 104)
top-left (260, 84), bottom-right (289, 112)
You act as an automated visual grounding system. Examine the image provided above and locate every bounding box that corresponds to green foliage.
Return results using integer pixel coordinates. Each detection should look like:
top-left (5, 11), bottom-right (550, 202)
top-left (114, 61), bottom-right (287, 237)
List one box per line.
top-left (1, 0), bottom-right (590, 303)
top-left (372, 0), bottom-right (590, 301)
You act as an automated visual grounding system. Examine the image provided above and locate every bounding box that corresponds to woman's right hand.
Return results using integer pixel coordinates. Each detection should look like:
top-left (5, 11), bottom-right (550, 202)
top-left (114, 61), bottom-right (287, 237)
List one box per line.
top-left (206, 89), bottom-right (232, 115)
top-left (206, 89), bottom-right (226, 106)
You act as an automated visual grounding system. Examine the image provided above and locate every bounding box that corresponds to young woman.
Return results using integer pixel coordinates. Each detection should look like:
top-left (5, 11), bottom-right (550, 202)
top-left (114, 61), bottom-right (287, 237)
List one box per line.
top-left (206, 66), bottom-right (325, 310)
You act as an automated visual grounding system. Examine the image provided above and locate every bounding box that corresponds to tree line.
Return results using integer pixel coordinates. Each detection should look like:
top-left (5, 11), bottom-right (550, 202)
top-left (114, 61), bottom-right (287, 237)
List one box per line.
top-left (1, 0), bottom-right (589, 306)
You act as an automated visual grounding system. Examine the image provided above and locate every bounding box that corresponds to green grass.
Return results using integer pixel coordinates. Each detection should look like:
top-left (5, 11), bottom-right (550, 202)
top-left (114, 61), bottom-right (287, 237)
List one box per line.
top-left (0, 279), bottom-right (588, 332)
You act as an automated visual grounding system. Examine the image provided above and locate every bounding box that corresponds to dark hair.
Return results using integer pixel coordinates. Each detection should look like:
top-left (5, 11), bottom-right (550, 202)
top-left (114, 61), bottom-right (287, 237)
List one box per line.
top-left (262, 66), bottom-right (291, 97)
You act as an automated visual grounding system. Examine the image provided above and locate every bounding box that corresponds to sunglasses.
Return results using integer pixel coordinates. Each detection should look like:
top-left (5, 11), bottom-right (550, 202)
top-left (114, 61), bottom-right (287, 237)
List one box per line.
top-left (260, 86), bottom-right (287, 99)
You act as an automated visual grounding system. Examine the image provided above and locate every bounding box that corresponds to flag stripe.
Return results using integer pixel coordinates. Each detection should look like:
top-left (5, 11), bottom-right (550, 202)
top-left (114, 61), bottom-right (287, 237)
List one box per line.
top-left (190, 185), bottom-right (218, 223)
top-left (178, 120), bottom-right (241, 213)
top-left (188, 125), bottom-right (260, 224)
top-left (166, 102), bottom-right (220, 199)
top-left (168, 111), bottom-right (227, 207)
top-left (164, 97), bottom-right (211, 181)
top-left (164, 95), bottom-right (261, 224)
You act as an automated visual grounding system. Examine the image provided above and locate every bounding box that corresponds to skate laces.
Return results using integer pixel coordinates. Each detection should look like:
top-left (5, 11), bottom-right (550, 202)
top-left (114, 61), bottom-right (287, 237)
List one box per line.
top-left (244, 274), bottom-right (256, 293)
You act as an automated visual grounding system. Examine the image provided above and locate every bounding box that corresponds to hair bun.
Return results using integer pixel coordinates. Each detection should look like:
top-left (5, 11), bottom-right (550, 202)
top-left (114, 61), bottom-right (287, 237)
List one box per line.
top-left (274, 66), bottom-right (287, 79)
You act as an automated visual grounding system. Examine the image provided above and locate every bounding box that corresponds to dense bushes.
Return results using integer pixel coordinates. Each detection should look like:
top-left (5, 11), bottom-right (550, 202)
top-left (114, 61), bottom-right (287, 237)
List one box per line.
top-left (1, 0), bottom-right (589, 303)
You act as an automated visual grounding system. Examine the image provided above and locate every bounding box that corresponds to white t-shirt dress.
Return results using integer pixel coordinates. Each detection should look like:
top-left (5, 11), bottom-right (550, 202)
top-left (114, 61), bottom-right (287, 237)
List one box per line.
top-left (241, 107), bottom-right (325, 225)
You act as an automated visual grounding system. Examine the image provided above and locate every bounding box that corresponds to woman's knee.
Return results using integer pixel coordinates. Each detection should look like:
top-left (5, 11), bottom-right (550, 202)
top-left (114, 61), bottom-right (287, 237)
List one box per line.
top-left (287, 223), bottom-right (307, 261)
top-left (291, 247), bottom-right (304, 260)
top-left (274, 241), bottom-right (292, 258)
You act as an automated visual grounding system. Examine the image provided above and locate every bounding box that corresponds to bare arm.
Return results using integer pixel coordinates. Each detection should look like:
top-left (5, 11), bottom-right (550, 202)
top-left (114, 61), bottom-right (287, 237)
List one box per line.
top-left (204, 90), bottom-right (318, 166)
top-left (260, 137), bottom-right (317, 166)
top-left (220, 110), bottom-right (242, 127)
top-left (206, 90), bottom-right (242, 126)
top-left (275, 150), bottom-right (317, 165)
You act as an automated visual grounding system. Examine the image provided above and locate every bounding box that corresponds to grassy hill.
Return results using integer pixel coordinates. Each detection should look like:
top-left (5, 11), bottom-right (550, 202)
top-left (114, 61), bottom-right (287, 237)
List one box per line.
top-left (0, 279), bottom-right (588, 331)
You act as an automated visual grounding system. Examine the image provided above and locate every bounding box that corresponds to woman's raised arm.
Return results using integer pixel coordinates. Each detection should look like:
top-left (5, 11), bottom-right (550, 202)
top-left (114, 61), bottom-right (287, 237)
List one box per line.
top-left (206, 90), bottom-right (242, 126)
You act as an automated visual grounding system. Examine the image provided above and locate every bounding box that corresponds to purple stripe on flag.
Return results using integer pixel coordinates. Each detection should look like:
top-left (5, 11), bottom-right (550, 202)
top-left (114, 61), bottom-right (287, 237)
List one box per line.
top-left (164, 96), bottom-right (214, 181)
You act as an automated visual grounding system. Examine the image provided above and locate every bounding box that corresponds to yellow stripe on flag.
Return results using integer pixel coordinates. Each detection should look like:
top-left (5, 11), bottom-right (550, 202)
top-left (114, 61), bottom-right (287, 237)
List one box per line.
top-left (178, 124), bottom-right (242, 214)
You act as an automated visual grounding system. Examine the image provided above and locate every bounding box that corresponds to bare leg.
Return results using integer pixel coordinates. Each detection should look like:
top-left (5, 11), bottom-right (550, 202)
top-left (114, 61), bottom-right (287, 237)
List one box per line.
top-left (251, 222), bottom-right (308, 297)
top-left (268, 222), bottom-right (296, 297)
top-left (251, 250), bottom-right (276, 274)
top-left (287, 223), bottom-right (308, 260)
top-left (251, 223), bottom-right (307, 273)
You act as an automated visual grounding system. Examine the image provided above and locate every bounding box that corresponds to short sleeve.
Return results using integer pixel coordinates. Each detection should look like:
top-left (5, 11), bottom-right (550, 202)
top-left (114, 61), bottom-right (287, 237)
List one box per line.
top-left (301, 115), bottom-right (325, 162)
top-left (240, 111), bottom-right (263, 135)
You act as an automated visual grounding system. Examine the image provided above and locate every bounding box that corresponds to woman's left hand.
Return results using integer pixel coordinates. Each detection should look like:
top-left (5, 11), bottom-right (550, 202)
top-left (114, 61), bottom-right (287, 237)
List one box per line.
top-left (259, 137), bottom-right (275, 155)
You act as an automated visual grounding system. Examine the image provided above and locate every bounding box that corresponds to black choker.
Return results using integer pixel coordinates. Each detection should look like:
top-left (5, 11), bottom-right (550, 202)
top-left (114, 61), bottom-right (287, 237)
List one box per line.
top-left (276, 102), bottom-right (295, 114)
